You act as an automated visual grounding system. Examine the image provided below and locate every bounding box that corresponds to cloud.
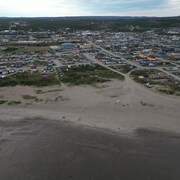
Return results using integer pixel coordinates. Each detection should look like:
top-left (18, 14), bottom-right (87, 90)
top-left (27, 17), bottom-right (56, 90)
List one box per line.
top-left (0, 0), bottom-right (93, 16)
top-left (169, 0), bottom-right (180, 5)
top-left (84, 0), bottom-right (171, 13)
top-left (105, 7), bottom-right (180, 17)
top-left (0, 0), bottom-right (179, 17)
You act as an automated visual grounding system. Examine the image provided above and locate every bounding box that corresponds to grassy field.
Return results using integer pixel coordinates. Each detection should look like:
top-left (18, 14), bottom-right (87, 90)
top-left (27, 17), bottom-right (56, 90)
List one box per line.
top-left (19, 46), bottom-right (50, 53)
top-left (0, 72), bottom-right (60, 87)
top-left (130, 69), bottom-right (160, 83)
top-left (110, 64), bottom-right (136, 74)
top-left (60, 64), bottom-right (124, 85)
top-left (0, 65), bottom-right (124, 87)
top-left (2, 46), bottom-right (50, 53)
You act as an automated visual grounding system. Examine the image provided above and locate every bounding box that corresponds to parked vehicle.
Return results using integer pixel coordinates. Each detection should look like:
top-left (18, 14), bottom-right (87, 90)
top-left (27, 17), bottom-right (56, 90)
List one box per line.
top-left (145, 82), bottom-right (152, 88)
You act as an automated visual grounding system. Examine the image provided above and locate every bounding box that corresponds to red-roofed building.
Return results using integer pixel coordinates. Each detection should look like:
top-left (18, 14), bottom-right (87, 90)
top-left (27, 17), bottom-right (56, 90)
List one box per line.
top-left (147, 55), bottom-right (157, 61)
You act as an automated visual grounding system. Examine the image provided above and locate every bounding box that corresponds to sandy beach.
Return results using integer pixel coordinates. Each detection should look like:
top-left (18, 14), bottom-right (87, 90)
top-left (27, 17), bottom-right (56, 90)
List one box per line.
top-left (0, 78), bottom-right (180, 179)
top-left (0, 78), bottom-right (180, 134)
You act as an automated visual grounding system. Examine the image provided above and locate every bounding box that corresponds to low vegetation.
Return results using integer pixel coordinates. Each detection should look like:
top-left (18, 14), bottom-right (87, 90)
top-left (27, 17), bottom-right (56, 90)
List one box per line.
top-left (0, 65), bottom-right (124, 87)
top-left (60, 64), bottom-right (124, 85)
top-left (0, 100), bottom-right (8, 104)
top-left (110, 65), bottom-right (136, 74)
top-left (35, 89), bottom-right (44, 94)
top-left (173, 72), bottom-right (180, 78)
top-left (8, 101), bottom-right (21, 105)
top-left (156, 84), bottom-right (180, 96)
top-left (19, 46), bottom-right (50, 53)
top-left (0, 99), bottom-right (22, 105)
top-left (130, 69), bottom-right (160, 83)
top-left (46, 89), bottom-right (63, 93)
top-left (3, 47), bottom-right (19, 52)
top-left (131, 69), bottom-right (180, 96)
top-left (140, 101), bottom-right (154, 107)
top-left (0, 72), bottom-right (60, 87)
top-left (33, 60), bottom-right (49, 66)
top-left (22, 95), bottom-right (37, 100)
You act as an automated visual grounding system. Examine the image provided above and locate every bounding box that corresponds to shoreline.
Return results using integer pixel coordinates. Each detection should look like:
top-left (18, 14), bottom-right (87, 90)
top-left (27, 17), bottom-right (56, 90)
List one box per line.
top-left (1, 115), bottom-right (180, 180)
top-left (1, 79), bottom-right (180, 180)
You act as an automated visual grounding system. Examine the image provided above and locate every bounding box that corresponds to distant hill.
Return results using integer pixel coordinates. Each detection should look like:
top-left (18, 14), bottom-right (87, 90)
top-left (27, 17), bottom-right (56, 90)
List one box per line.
top-left (0, 16), bottom-right (179, 31)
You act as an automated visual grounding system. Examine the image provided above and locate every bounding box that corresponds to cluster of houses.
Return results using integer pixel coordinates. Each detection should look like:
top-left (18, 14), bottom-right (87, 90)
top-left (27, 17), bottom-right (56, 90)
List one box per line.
top-left (94, 52), bottom-right (125, 65)
top-left (148, 72), bottom-right (169, 80)
top-left (0, 27), bottom-right (179, 80)
top-left (0, 49), bottom-right (92, 78)
top-left (93, 31), bottom-right (179, 62)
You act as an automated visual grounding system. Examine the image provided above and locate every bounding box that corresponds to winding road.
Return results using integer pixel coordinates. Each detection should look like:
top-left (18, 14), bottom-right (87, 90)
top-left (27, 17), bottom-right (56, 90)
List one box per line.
top-left (87, 40), bottom-right (180, 81)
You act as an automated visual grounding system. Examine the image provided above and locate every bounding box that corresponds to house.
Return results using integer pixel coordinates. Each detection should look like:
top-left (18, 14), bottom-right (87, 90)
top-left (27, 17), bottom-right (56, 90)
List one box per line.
top-left (139, 60), bottom-right (148, 66)
top-left (149, 73), bottom-right (169, 80)
top-left (138, 76), bottom-right (145, 80)
top-left (148, 63), bottom-right (156, 67)
top-left (81, 44), bottom-right (94, 49)
top-left (62, 43), bottom-right (74, 49)
top-left (174, 55), bottom-right (180, 60)
top-left (147, 55), bottom-right (157, 61)
top-left (157, 52), bottom-right (167, 57)
top-left (2, 70), bottom-right (8, 75)
top-left (138, 54), bottom-right (147, 59)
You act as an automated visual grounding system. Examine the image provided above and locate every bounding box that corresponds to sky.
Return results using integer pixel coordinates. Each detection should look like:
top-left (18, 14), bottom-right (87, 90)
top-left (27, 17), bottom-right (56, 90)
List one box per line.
top-left (0, 0), bottom-right (180, 17)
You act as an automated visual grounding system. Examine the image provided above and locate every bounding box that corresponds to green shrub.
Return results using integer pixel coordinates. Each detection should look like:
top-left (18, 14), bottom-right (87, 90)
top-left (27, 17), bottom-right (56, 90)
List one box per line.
top-left (0, 100), bottom-right (8, 104)
top-left (22, 95), bottom-right (37, 100)
top-left (8, 101), bottom-right (21, 105)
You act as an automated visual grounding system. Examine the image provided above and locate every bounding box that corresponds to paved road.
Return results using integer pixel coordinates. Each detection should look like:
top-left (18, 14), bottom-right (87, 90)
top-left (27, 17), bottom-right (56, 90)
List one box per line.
top-left (53, 59), bottom-right (62, 67)
top-left (84, 53), bottom-right (126, 78)
top-left (87, 40), bottom-right (140, 68)
top-left (157, 67), bottom-right (180, 81)
top-left (84, 53), bottom-right (180, 84)
top-left (87, 40), bottom-right (180, 81)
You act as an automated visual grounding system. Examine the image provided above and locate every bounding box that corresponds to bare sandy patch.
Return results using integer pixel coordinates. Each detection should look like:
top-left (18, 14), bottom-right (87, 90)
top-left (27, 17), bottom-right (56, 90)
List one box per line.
top-left (0, 79), bottom-right (180, 134)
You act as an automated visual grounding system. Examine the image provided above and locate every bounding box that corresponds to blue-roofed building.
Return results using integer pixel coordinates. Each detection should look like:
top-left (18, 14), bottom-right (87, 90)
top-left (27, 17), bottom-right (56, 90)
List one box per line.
top-left (139, 60), bottom-right (148, 66)
top-left (157, 52), bottom-right (167, 57)
top-left (62, 43), bottom-right (74, 49)
top-left (50, 51), bottom-right (56, 56)
top-left (25, 55), bottom-right (33, 61)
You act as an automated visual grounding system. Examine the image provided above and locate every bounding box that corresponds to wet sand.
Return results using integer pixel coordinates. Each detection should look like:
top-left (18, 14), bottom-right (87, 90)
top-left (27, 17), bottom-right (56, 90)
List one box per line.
top-left (0, 118), bottom-right (180, 180)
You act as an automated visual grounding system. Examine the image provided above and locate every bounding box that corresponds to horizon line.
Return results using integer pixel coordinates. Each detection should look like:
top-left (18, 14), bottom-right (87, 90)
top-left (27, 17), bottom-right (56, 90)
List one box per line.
top-left (0, 15), bottom-right (179, 18)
